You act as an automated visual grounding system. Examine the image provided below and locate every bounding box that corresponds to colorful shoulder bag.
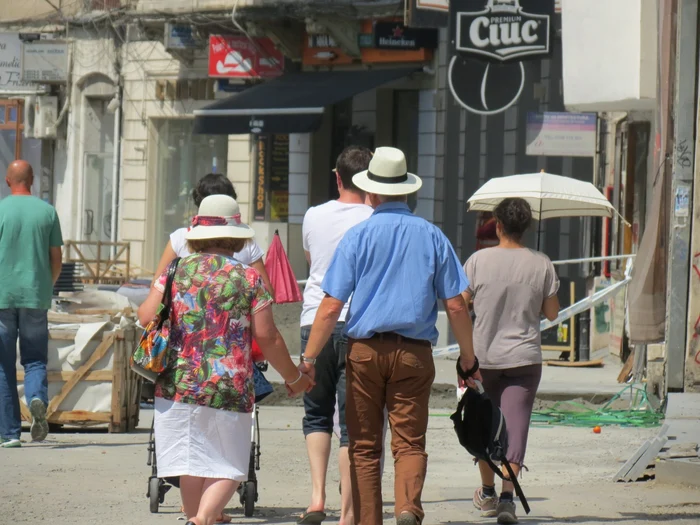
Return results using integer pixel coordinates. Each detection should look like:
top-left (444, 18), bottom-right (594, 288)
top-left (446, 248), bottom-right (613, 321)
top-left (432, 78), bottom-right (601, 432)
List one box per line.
top-left (130, 258), bottom-right (181, 382)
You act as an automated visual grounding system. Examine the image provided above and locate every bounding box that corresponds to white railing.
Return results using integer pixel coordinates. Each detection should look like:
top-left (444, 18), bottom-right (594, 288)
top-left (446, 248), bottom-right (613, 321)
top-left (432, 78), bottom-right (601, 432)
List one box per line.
top-left (431, 255), bottom-right (634, 358)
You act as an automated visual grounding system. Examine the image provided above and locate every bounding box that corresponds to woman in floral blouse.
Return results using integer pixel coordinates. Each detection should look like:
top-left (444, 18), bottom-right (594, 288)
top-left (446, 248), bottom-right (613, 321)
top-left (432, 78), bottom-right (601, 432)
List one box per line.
top-left (138, 195), bottom-right (313, 525)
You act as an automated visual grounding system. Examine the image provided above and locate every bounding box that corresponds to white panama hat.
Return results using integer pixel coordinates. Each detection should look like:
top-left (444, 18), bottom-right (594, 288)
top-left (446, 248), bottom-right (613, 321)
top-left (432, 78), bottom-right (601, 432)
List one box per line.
top-left (185, 195), bottom-right (255, 240)
top-left (352, 147), bottom-right (422, 196)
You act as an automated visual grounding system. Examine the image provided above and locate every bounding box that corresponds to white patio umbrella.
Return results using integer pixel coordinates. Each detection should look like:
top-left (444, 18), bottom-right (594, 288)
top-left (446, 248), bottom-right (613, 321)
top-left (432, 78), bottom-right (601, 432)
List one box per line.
top-left (467, 171), bottom-right (615, 221)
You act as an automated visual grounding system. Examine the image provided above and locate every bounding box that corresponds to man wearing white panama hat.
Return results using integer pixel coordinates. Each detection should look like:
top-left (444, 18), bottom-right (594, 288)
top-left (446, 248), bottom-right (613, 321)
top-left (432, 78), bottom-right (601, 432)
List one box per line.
top-left (300, 147), bottom-right (482, 525)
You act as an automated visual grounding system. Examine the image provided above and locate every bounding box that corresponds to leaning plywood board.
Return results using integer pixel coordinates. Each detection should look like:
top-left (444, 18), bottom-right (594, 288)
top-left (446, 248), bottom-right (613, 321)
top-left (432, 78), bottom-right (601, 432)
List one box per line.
top-left (613, 439), bottom-right (652, 482)
top-left (614, 424), bottom-right (669, 482)
top-left (623, 436), bottom-right (668, 482)
top-left (545, 359), bottom-right (604, 368)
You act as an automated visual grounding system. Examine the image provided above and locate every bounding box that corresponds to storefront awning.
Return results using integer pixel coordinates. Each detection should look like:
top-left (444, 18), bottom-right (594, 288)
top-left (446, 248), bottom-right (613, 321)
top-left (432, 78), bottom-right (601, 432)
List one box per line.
top-left (193, 67), bottom-right (422, 135)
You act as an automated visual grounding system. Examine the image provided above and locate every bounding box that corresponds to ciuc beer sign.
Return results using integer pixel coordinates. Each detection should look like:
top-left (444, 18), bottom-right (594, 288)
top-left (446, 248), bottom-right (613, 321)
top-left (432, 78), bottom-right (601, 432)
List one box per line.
top-left (449, 0), bottom-right (553, 115)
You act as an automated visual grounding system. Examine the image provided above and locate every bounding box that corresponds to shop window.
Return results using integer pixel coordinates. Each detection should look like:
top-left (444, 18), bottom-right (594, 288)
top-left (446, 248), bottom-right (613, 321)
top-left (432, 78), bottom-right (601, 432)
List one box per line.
top-left (151, 119), bottom-right (229, 264)
top-left (252, 133), bottom-right (289, 222)
top-left (0, 99), bottom-right (43, 200)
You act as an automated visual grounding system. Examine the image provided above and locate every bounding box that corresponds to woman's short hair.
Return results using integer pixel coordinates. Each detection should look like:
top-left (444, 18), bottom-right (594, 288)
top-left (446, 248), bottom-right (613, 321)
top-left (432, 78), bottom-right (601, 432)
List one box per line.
top-left (493, 198), bottom-right (532, 240)
top-left (192, 174), bottom-right (237, 207)
top-left (187, 237), bottom-right (248, 255)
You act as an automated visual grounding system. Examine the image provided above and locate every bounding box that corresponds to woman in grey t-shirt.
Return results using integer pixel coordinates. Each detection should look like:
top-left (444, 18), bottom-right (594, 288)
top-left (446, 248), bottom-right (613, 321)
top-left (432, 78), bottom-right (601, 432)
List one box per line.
top-left (462, 198), bottom-right (560, 525)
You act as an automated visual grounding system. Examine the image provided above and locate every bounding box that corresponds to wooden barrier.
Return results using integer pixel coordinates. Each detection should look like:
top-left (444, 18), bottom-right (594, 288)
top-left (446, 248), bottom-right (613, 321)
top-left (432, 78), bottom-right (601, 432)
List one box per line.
top-left (63, 240), bottom-right (131, 285)
top-left (17, 321), bottom-right (142, 433)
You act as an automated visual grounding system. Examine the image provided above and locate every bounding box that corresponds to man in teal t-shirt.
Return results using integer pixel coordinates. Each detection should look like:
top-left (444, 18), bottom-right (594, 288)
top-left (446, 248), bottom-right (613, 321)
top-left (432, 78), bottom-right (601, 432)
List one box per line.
top-left (0, 160), bottom-right (63, 448)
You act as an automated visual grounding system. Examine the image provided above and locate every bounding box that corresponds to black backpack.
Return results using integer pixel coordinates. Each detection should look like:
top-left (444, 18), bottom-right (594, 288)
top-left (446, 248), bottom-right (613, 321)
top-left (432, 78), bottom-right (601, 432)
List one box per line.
top-left (451, 364), bottom-right (530, 514)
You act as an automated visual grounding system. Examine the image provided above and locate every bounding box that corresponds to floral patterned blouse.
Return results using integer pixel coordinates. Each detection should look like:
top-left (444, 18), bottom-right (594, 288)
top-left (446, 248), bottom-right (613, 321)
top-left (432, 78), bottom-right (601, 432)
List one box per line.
top-left (153, 253), bottom-right (272, 413)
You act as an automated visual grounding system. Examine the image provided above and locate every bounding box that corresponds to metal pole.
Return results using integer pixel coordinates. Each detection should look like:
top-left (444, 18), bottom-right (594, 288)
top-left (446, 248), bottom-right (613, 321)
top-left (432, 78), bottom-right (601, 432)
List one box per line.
top-left (666, 0), bottom-right (698, 391)
top-left (684, 3), bottom-right (700, 392)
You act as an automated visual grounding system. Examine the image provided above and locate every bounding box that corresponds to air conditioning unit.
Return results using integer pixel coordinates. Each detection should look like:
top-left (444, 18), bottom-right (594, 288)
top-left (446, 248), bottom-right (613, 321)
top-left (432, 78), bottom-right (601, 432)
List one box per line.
top-left (23, 96), bottom-right (36, 139)
top-left (33, 96), bottom-right (58, 139)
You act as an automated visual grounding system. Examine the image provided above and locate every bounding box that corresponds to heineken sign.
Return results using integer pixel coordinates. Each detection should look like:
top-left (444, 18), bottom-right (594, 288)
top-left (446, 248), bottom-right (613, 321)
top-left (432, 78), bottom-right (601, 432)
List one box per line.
top-left (449, 0), bottom-right (553, 115)
top-left (455, 0), bottom-right (550, 61)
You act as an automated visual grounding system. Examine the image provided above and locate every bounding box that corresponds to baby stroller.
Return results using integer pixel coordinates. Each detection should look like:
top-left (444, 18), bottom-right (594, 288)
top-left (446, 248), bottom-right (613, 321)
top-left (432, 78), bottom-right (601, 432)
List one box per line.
top-left (144, 360), bottom-right (270, 518)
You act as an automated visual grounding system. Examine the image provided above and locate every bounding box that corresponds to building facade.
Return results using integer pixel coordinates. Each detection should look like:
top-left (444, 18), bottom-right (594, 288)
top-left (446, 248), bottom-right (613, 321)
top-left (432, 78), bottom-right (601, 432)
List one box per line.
top-left (6, 0), bottom-right (686, 392)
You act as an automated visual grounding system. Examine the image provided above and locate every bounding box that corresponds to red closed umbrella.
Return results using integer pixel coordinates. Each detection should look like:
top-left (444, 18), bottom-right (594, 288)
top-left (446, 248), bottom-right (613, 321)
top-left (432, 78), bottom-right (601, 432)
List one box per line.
top-left (264, 231), bottom-right (303, 304)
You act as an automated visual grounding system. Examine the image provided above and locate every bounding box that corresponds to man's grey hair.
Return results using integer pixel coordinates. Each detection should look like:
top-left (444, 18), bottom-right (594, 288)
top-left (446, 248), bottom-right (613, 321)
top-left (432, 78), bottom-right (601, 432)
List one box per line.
top-left (375, 194), bottom-right (408, 204)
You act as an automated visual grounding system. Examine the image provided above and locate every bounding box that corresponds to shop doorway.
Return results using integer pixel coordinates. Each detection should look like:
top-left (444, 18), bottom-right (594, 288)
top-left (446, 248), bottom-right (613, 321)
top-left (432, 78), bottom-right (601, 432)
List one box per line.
top-left (80, 98), bottom-right (115, 260)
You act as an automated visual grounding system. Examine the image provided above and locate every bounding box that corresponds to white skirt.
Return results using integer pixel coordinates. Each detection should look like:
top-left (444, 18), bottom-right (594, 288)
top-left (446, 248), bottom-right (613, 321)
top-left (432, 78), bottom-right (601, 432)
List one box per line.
top-left (154, 397), bottom-right (252, 481)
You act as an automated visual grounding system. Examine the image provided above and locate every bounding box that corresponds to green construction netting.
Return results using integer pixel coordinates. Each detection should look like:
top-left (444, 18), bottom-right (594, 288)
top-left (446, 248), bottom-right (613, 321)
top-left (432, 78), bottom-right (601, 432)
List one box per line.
top-left (432, 384), bottom-right (664, 428)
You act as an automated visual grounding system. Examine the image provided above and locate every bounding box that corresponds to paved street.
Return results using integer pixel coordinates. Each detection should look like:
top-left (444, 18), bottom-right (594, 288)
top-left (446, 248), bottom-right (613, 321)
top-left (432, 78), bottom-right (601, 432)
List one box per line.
top-left (1, 407), bottom-right (699, 525)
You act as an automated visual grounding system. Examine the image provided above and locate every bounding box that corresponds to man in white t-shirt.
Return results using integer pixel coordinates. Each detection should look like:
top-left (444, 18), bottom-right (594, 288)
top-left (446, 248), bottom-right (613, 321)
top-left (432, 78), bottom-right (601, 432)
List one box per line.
top-left (297, 147), bottom-right (373, 525)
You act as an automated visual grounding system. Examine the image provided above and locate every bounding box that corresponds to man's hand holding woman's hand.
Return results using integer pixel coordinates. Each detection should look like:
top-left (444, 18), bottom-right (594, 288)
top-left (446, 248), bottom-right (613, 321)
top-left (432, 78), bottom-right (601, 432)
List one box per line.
top-left (285, 369), bottom-right (314, 396)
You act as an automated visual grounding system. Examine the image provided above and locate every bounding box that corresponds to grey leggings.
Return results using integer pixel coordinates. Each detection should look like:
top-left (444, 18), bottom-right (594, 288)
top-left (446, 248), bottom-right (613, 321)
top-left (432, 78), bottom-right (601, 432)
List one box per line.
top-left (479, 364), bottom-right (542, 467)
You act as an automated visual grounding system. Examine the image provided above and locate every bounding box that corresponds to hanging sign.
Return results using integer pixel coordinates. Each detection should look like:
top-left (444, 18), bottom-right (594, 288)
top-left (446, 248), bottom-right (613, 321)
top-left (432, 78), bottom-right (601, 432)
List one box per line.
top-left (448, 0), bottom-right (553, 116)
top-left (374, 22), bottom-right (439, 50)
top-left (302, 25), bottom-right (432, 66)
top-left (526, 112), bottom-right (597, 157)
top-left (254, 135), bottom-right (269, 221)
top-left (406, 0), bottom-right (450, 28)
top-left (209, 35), bottom-right (283, 79)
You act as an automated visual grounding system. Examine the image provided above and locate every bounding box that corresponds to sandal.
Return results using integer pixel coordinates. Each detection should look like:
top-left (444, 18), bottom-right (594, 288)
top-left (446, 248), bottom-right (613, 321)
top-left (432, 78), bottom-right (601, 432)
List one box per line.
top-left (297, 511), bottom-right (327, 524)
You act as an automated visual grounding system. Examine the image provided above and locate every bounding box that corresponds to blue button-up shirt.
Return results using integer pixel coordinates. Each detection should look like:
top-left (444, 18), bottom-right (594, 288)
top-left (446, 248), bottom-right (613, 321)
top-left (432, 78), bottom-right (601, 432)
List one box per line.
top-left (321, 202), bottom-right (468, 344)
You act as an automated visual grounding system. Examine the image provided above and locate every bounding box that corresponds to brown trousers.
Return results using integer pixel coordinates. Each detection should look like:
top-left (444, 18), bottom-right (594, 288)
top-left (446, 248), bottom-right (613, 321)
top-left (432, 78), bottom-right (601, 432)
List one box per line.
top-left (345, 335), bottom-right (435, 525)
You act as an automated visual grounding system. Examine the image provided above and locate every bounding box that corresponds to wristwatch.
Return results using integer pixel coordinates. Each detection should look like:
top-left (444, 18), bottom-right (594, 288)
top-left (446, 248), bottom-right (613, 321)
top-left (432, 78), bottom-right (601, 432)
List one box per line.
top-left (300, 356), bottom-right (317, 365)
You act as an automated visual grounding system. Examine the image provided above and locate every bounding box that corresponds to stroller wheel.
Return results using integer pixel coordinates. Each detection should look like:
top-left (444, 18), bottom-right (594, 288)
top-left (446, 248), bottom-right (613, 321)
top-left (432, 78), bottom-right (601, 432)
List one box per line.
top-left (149, 477), bottom-right (161, 513)
top-left (243, 481), bottom-right (256, 517)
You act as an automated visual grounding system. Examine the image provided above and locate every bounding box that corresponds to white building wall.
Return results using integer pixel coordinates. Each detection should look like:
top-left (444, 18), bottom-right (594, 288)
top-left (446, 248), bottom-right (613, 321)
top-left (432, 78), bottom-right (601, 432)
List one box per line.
top-left (120, 39), bottom-right (253, 274)
top-left (55, 29), bottom-right (119, 244)
top-left (562, 0), bottom-right (657, 111)
top-left (288, 133), bottom-right (311, 226)
top-left (415, 90), bottom-right (437, 222)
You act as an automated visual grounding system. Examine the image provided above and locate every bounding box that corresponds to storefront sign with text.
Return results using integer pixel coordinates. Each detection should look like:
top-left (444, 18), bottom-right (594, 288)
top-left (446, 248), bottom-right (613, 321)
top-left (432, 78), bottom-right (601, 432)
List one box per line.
top-left (254, 135), bottom-right (268, 221)
top-left (406, 0), bottom-right (449, 28)
top-left (448, 0), bottom-right (553, 116)
top-left (374, 22), bottom-right (438, 50)
top-left (209, 36), bottom-right (283, 79)
top-left (0, 33), bottom-right (40, 93)
top-left (302, 20), bottom-right (433, 66)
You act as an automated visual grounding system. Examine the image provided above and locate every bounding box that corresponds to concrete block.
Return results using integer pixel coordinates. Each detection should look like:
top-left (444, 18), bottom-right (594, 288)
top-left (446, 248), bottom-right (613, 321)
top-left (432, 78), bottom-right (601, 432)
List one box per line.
top-left (227, 161), bottom-right (251, 183)
top-left (656, 458), bottom-right (700, 488)
top-left (418, 110), bottom-right (437, 134)
top-left (122, 180), bottom-right (146, 200)
top-left (289, 152), bottom-right (310, 176)
top-left (647, 344), bottom-right (666, 361)
top-left (418, 175), bottom-right (435, 200)
top-left (418, 155), bottom-right (436, 178)
top-left (414, 198), bottom-right (434, 222)
top-left (666, 392), bottom-right (700, 419)
top-left (121, 200), bottom-right (146, 221)
top-left (289, 133), bottom-right (310, 154)
top-left (227, 139), bottom-right (251, 162)
top-left (289, 173), bottom-right (309, 196)
top-left (419, 89), bottom-right (436, 110)
top-left (121, 219), bottom-right (146, 242)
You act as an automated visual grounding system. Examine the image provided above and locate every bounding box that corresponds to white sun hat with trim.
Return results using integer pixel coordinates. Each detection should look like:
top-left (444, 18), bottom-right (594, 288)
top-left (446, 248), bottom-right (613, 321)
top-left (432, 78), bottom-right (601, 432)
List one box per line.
top-left (352, 147), bottom-right (422, 196)
top-left (185, 194), bottom-right (255, 240)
